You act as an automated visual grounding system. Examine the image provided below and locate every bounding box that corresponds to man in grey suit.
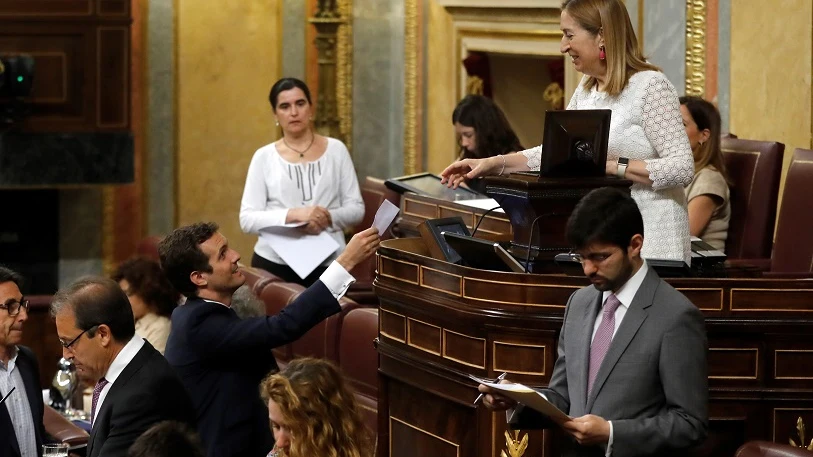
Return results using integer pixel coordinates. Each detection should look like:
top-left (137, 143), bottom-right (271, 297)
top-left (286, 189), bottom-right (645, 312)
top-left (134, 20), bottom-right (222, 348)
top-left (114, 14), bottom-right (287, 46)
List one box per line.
top-left (480, 187), bottom-right (708, 457)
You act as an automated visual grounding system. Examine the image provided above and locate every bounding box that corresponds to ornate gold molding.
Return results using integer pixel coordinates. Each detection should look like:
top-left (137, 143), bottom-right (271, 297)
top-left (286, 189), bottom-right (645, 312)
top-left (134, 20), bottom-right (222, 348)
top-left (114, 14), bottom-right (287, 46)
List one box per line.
top-left (309, 0), bottom-right (352, 145)
top-left (501, 430), bottom-right (528, 457)
top-left (789, 417), bottom-right (813, 450)
top-left (685, 0), bottom-right (706, 97)
top-left (336, 0), bottom-right (353, 150)
top-left (101, 186), bottom-right (115, 276)
top-left (403, 0), bottom-right (422, 174)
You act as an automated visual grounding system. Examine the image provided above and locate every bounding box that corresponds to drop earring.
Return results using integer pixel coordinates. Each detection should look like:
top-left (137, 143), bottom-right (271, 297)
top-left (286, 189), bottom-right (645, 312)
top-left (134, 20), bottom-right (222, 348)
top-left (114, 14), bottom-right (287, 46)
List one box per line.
top-left (275, 120), bottom-right (279, 126)
top-left (599, 46), bottom-right (606, 60)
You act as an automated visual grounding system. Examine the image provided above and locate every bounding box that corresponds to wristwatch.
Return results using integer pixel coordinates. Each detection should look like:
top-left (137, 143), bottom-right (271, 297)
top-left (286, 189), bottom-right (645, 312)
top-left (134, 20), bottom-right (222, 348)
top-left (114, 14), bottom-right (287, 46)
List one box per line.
top-left (616, 157), bottom-right (629, 179)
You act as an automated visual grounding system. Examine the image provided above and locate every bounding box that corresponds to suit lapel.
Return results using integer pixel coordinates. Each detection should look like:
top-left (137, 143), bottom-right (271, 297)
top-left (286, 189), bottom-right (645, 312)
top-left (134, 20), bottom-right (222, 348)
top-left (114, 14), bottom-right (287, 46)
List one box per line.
top-left (573, 290), bottom-right (602, 415)
top-left (585, 269), bottom-right (659, 412)
top-left (0, 403), bottom-right (21, 457)
top-left (88, 342), bottom-right (154, 457)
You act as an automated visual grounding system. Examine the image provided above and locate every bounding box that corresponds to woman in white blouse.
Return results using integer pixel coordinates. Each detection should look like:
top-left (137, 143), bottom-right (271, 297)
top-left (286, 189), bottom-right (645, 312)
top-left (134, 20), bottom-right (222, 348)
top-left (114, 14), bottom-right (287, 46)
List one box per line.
top-left (240, 78), bottom-right (365, 286)
top-left (441, 0), bottom-right (694, 264)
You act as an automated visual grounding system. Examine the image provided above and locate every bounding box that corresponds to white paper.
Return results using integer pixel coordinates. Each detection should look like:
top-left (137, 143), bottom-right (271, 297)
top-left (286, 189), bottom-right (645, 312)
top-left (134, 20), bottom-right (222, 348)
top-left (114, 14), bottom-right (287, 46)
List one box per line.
top-left (468, 374), bottom-right (572, 425)
top-left (372, 200), bottom-right (400, 234)
top-left (260, 230), bottom-right (340, 279)
top-left (455, 198), bottom-right (505, 213)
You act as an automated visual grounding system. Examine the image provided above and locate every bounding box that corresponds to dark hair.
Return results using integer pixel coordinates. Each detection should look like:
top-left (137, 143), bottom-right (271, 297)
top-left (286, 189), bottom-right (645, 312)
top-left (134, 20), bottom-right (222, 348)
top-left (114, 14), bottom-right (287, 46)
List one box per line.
top-left (158, 222), bottom-right (218, 298)
top-left (0, 265), bottom-right (23, 289)
top-left (127, 421), bottom-right (205, 457)
top-left (566, 187), bottom-right (643, 250)
top-left (112, 257), bottom-right (180, 318)
top-left (50, 277), bottom-right (136, 342)
top-left (268, 77), bottom-right (312, 111)
top-left (679, 95), bottom-right (731, 185)
top-left (452, 95), bottom-right (523, 160)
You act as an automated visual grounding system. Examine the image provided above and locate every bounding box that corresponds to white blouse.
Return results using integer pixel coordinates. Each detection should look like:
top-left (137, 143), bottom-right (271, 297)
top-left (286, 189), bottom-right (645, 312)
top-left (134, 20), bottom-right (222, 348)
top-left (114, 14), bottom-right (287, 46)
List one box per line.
top-left (521, 71), bottom-right (694, 263)
top-left (239, 137), bottom-right (365, 265)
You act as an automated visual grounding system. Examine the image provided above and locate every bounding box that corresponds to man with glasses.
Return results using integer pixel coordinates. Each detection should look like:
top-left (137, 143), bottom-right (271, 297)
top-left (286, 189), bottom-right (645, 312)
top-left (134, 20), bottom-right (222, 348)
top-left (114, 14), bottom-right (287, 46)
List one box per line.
top-left (0, 266), bottom-right (44, 457)
top-left (478, 187), bottom-right (708, 457)
top-left (51, 277), bottom-right (196, 457)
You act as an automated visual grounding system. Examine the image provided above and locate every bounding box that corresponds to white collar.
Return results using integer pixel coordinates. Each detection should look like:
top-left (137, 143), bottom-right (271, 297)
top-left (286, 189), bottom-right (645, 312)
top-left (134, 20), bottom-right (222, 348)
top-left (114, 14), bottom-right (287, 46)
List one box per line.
top-left (0, 345), bottom-right (19, 371)
top-left (201, 298), bottom-right (231, 309)
top-left (602, 260), bottom-right (649, 307)
top-left (104, 335), bottom-right (145, 384)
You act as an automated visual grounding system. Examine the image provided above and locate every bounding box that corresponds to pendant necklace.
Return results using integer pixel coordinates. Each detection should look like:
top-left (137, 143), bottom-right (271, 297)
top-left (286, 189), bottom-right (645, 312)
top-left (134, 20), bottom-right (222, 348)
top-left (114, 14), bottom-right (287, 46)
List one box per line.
top-left (282, 131), bottom-right (315, 159)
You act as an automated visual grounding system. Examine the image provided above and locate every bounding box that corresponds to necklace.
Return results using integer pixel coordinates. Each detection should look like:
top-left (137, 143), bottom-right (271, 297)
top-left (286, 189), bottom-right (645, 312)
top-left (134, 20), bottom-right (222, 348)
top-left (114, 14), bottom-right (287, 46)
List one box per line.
top-left (282, 131), bottom-right (315, 158)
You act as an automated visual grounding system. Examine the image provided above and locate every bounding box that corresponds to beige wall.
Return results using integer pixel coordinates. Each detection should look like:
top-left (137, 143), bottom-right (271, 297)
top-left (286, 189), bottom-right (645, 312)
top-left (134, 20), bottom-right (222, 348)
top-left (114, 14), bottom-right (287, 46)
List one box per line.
top-left (730, 0), bottom-right (813, 207)
top-left (425, 0), bottom-right (458, 173)
top-left (176, 2), bottom-right (282, 259)
top-left (490, 54), bottom-right (551, 149)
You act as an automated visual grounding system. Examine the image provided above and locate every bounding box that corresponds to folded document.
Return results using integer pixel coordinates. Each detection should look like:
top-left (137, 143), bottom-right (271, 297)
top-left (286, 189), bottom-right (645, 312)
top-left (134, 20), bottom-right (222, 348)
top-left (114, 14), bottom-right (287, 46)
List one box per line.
top-left (469, 374), bottom-right (572, 425)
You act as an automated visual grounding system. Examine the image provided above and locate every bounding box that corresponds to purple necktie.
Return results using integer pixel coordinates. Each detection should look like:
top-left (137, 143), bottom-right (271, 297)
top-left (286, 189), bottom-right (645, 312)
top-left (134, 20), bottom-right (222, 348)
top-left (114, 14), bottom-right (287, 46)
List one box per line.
top-left (588, 294), bottom-right (622, 395)
top-left (91, 377), bottom-right (109, 427)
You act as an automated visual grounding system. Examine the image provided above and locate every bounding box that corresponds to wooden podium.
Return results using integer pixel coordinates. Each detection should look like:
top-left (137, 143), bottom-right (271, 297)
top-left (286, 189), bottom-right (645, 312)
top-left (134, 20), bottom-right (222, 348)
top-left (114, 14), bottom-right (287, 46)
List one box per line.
top-left (483, 174), bottom-right (632, 271)
top-left (375, 194), bottom-right (813, 457)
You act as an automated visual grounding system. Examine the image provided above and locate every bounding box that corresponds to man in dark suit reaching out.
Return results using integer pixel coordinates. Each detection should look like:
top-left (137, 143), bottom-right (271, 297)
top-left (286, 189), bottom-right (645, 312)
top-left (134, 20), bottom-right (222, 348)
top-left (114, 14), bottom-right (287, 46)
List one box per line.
top-left (52, 277), bottom-right (196, 457)
top-left (480, 187), bottom-right (708, 457)
top-left (160, 222), bottom-right (379, 457)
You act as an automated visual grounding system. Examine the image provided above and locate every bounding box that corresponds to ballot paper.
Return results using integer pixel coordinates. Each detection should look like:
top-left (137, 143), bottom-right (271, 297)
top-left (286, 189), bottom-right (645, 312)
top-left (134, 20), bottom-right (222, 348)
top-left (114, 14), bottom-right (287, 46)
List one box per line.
top-left (468, 374), bottom-right (571, 425)
top-left (373, 200), bottom-right (400, 234)
top-left (260, 229), bottom-right (340, 280)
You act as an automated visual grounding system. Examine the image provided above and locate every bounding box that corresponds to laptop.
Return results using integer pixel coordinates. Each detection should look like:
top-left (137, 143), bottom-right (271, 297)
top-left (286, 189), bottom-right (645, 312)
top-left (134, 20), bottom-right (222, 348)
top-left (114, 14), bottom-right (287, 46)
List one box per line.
top-left (441, 232), bottom-right (526, 273)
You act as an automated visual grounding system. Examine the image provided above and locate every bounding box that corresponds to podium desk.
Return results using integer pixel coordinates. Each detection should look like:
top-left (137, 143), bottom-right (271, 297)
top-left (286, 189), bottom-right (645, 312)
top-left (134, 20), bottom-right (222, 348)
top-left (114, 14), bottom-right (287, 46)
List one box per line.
top-left (374, 237), bottom-right (813, 457)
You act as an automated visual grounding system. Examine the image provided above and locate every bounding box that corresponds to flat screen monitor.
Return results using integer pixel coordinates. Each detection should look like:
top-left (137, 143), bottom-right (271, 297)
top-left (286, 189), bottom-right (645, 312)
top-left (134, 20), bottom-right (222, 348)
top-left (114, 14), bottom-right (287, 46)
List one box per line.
top-left (442, 232), bottom-right (526, 273)
top-left (385, 172), bottom-right (484, 201)
top-left (540, 109), bottom-right (612, 178)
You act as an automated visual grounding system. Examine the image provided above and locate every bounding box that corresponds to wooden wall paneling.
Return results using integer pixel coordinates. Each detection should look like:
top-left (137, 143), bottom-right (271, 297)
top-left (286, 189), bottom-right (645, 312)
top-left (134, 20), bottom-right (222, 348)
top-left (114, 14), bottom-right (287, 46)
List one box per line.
top-left (0, 0), bottom-right (93, 17)
top-left (96, 26), bottom-right (129, 129)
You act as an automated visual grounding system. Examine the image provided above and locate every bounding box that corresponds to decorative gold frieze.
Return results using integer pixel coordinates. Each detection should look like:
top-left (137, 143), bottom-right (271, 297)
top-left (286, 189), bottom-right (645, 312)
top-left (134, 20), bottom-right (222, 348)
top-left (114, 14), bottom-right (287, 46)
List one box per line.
top-left (789, 417), bottom-right (813, 450)
top-left (684, 0), bottom-right (706, 97)
top-left (501, 430), bottom-right (528, 457)
top-left (403, 0), bottom-right (421, 174)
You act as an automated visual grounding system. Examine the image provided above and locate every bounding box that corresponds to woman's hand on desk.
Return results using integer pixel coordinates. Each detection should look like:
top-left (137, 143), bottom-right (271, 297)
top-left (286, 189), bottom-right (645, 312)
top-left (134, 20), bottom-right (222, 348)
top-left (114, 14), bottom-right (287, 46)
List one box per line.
top-left (440, 157), bottom-right (495, 188)
top-left (336, 227), bottom-right (381, 272)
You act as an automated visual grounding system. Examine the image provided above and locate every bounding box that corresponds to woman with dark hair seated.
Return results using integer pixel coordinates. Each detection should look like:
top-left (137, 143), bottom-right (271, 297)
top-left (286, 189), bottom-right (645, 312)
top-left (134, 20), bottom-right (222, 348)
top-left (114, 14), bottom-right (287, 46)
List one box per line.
top-left (260, 358), bottom-right (372, 457)
top-left (452, 94), bottom-right (523, 193)
top-left (679, 96), bottom-right (731, 251)
top-left (112, 257), bottom-right (179, 354)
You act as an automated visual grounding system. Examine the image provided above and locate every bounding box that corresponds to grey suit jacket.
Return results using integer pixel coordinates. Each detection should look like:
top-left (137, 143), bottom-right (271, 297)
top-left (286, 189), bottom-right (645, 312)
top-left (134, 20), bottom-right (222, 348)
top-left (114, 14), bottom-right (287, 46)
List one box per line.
top-left (513, 268), bottom-right (708, 457)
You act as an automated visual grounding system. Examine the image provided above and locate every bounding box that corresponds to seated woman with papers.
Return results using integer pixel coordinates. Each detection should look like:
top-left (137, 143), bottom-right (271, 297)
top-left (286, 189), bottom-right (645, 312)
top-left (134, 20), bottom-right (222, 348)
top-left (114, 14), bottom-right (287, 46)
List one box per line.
top-left (240, 77), bottom-right (364, 286)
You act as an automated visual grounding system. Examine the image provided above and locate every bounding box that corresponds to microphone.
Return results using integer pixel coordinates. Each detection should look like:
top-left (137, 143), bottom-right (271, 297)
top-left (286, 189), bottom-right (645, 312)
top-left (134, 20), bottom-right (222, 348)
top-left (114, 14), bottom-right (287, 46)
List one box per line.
top-left (0, 386), bottom-right (15, 405)
top-left (523, 213), bottom-right (564, 273)
top-left (470, 195), bottom-right (506, 237)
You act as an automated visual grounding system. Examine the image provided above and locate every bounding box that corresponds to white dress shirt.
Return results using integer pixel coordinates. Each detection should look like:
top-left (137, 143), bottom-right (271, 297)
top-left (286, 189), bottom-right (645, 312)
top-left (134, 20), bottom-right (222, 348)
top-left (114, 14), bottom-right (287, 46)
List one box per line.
top-left (91, 335), bottom-right (145, 426)
top-left (1, 347), bottom-right (37, 457)
top-left (594, 260), bottom-right (648, 457)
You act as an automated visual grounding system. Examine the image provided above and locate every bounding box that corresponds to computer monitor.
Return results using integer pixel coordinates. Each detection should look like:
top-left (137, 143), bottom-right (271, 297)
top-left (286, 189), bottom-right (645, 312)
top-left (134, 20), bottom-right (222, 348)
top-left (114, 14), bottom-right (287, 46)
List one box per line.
top-left (442, 232), bottom-right (526, 273)
top-left (540, 109), bottom-right (612, 178)
top-left (385, 172), bottom-right (484, 201)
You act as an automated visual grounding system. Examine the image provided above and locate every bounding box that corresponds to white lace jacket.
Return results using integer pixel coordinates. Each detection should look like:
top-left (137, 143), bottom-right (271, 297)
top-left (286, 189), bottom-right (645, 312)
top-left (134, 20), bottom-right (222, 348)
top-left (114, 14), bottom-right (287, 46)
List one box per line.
top-left (521, 71), bottom-right (693, 263)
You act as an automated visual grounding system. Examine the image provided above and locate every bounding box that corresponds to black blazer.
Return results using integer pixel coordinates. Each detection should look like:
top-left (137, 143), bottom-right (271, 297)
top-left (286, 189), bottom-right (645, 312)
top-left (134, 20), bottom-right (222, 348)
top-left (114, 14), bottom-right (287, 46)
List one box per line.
top-left (0, 345), bottom-right (45, 457)
top-left (165, 280), bottom-right (341, 457)
top-left (87, 340), bottom-right (196, 457)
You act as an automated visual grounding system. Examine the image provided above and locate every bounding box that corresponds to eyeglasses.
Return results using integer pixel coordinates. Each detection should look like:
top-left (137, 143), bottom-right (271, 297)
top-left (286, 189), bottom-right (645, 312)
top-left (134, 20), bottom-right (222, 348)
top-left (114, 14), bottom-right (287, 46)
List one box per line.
top-left (568, 251), bottom-right (614, 265)
top-left (0, 298), bottom-right (29, 316)
top-left (59, 325), bottom-right (100, 350)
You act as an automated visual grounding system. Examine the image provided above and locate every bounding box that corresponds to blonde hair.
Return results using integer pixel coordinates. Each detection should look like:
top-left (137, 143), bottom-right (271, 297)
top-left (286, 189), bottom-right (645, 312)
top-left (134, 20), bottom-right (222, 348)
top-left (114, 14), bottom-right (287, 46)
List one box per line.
top-left (259, 358), bottom-right (373, 457)
top-left (562, 0), bottom-right (659, 96)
